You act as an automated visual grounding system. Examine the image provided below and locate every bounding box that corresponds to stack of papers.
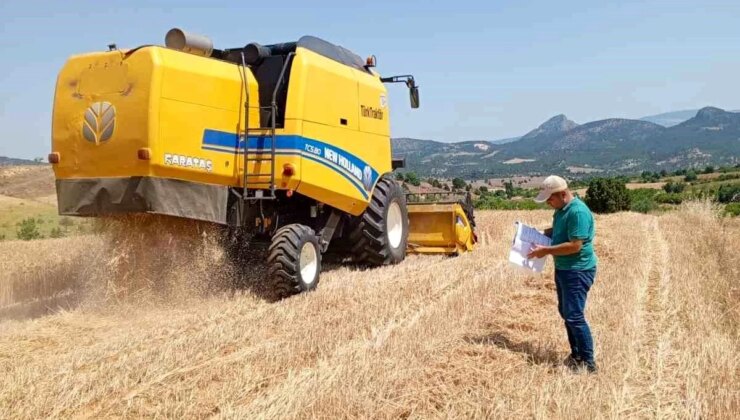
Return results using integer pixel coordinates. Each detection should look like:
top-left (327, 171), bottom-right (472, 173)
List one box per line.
top-left (509, 222), bottom-right (552, 273)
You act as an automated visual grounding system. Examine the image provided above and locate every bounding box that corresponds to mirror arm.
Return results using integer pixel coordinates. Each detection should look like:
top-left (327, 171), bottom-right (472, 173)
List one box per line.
top-left (380, 75), bottom-right (419, 108)
top-left (380, 75), bottom-right (417, 88)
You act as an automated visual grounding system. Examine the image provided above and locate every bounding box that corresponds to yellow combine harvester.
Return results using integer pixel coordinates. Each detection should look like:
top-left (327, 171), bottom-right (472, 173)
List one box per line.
top-left (50, 28), bottom-right (476, 296)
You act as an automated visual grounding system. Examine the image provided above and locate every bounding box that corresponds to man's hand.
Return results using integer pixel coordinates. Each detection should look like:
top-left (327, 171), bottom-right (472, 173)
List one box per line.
top-left (527, 244), bottom-right (550, 259)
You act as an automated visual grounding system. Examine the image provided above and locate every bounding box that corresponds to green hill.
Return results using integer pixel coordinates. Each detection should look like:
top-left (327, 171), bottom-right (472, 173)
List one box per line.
top-left (393, 107), bottom-right (740, 178)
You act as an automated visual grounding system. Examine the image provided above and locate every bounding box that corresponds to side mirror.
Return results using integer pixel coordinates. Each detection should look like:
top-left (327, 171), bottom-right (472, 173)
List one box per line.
top-left (410, 86), bottom-right (420, 109)
top-left (380, 75), bottom-right (420, 108)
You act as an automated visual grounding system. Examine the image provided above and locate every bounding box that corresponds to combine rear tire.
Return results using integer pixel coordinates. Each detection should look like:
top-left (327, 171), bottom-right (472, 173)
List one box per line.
top-left (349, 176), bottom-right (409, 265)
top-left (267, 224), bottom-right (321, 298)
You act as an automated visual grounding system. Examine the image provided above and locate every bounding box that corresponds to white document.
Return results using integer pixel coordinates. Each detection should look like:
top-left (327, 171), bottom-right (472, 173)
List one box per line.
top-left (508, 222), bottom-right (552, 273)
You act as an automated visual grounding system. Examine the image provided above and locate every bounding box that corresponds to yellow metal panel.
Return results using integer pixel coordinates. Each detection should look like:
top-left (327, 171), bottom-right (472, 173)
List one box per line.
top-left (408, 209), bottom-right (456, 246)
top-left (155, 98), bottom-right (240, 185)
top-left (293, 157), bottom-right (365, 214)
top-left (52, 46), bottom-right (264, 188)
top-left (153, 48), bottom-right (260, 186)
top-left (284, 47), bottom-right (392, 215)
top-left (357, 70), bottom-right (390, 136)
top-left (407, 203), bottom-right (475, 255)
top-left (52, 48), bottom-right (156, 179)
top-left (297, 121), bottom-right (370, 213)
top-left (289, 48), bottom-right (359, 130)
top-left (159, 48), bottom-right (245, 112)
top-left (407, 246), bottom-right (458, 255)
top-left (78, 62), bottom-right (128, 95)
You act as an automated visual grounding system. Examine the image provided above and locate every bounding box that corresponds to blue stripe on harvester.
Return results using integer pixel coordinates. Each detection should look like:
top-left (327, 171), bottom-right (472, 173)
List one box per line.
top-left (201, 129), bottom-right (379, 198)
top-left (201, 129), bottom-right (239, 149)
top-left (301, 153), bottom-right (368, 199)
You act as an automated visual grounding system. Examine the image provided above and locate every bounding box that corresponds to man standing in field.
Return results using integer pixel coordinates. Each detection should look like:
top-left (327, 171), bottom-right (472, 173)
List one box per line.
top-left (527, 175), bottom-right (598, 373)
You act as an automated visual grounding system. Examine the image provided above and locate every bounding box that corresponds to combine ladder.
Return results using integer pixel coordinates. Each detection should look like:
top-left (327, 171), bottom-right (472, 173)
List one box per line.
top-left (242, 111), bottom-right (277, 200)
top-left (237, 52), bottom-right (294, 227)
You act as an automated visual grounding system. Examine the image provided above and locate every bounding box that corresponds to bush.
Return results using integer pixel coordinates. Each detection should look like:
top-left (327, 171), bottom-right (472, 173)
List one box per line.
top-left (684, 170), bottom-right (698, 182)
top-left (404, 172), bottom-right (421, 186)
top-left (640, 171), bottom-right (660, 183)
top-left (629, 188), bottom-right (659, 201)
top-left (429, 178), bottom-right (442, 189)
top-left (504, 181), bottom-right (514, 199)
top-left (655, 193), bottom-right (683, 205)
top-left (663, 181), bottom-right (687, 194)
top-left (628, 189), bottom-right (663, 212)
top-left (724, 203), bottom-right (740, 217)
top-left (16, 217), bottom-right (42, 240)
top-left (452, 178), bottom-right (466, 190)
top-left (479, 186), bottom-right (488, 193)
top-left (631, 197), bottom-right (657, 214)
top-left (514, 187), bottom-right (538, 198)
top-left (585, 178), bottom-right (631, 213)
top-left (475, 197), bottom-right (548, 210)
top-left (703, 165), bottom-right (715, 174)
top-left (717, 184), bottom-right (740, 203)
top-left (50, 227), bottom-right (65, 238)
top-left (569, 179), bottom-right (588, 189)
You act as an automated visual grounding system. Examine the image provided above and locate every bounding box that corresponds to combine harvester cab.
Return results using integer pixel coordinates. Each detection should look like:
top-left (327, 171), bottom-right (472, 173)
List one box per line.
top-left (49, 28), bottom-right (475, 298)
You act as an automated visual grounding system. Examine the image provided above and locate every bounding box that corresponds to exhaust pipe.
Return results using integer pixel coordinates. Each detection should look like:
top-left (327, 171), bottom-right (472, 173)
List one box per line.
top-left (165, 28), bottom-right (213, 57)
top-left (244, 42), bottom-right (297, 65)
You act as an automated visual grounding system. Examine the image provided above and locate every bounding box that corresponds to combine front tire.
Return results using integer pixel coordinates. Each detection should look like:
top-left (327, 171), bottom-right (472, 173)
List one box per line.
top-left (350, 176), bottom-right (409, 265)
top-left (267, 224), bottom-right (321, 298)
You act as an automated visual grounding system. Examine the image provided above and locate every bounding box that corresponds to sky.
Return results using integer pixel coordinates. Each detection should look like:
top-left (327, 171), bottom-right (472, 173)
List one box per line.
top-left (1, 0), bottom-right (740, 159)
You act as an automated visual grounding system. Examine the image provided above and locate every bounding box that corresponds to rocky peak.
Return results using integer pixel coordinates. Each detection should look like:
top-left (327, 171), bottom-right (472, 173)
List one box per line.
top-left (521, 114), bottom-right (579, 139)
top-left (541, 114), bottom-right (578, 131)
top-left (695, 106), bottom-right (726, 120)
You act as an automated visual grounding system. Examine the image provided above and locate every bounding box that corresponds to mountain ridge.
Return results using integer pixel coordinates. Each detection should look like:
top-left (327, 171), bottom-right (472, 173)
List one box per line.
top-left (392, 106), bottom-right (740, 177)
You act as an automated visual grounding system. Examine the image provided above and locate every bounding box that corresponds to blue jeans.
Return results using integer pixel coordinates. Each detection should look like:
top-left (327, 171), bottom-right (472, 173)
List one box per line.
top-left (555, 268), bottom-right (596, 364)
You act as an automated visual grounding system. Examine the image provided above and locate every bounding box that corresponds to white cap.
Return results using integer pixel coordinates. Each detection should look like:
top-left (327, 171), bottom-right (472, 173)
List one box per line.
top-left (534, 175), bottom-right (568, 203)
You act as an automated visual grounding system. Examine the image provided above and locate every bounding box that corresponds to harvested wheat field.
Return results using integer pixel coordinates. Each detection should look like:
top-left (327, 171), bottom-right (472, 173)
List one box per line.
top-left (0, 203), bottom-right (738, 419)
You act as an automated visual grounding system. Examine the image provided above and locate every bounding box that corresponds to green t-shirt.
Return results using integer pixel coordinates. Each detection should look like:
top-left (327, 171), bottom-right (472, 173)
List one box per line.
top-left (551, 197), bottom-right (597, 270)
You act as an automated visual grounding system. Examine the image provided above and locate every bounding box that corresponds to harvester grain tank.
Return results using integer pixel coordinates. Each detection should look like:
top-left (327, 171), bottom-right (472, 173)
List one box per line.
top-left (49, 28), bottom-right (476, 297)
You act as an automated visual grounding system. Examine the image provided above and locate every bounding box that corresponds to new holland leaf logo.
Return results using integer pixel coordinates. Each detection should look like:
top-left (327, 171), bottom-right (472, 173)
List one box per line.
top-left (82, 102), bottom-right (115, 144)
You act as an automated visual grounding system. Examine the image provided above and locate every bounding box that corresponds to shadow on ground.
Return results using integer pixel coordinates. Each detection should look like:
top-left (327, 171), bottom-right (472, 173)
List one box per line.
top-left (464, 331), bottom-right (561, 366)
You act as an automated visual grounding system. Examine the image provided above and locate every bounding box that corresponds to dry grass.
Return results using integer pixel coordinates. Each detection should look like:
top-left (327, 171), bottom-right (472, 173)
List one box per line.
top-left (0, 207), bottom-right (738, 419)
top-left (626, 182), bottom-right (666, 190)
top-left (0, 165), bottom-right (55, 199)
